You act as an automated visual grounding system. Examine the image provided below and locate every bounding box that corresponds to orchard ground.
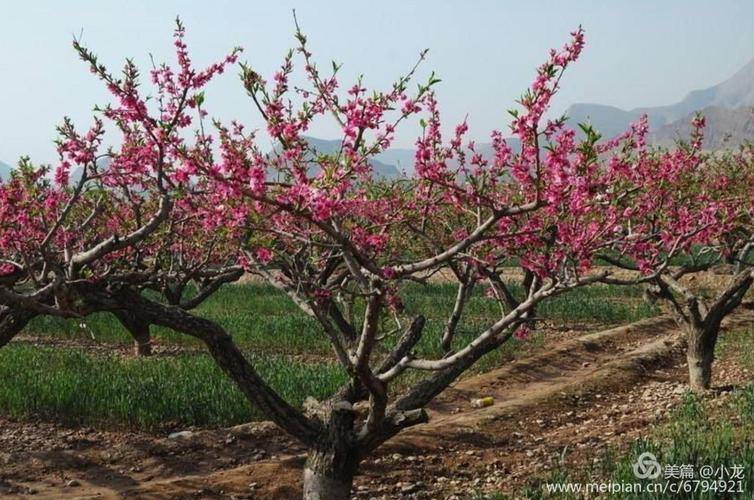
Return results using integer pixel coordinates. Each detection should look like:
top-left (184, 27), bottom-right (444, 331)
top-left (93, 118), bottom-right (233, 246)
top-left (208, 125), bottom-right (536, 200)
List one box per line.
top-left (0, 269), bottom-right (753, 498)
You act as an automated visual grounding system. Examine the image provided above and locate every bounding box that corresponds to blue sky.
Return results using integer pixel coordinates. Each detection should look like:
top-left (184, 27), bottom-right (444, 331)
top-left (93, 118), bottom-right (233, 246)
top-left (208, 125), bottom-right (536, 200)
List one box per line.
top-left (2, 0), bottom-right (753, 164)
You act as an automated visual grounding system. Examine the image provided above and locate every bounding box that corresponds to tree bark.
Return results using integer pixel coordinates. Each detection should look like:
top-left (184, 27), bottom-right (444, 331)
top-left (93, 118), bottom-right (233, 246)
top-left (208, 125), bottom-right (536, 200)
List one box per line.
top-left (303, 403), bottom-right (358, 500)
top-left (652, 268), bottom-right (753, 391)
top-left (0, 307), bottom-right (35, 348)
top-left (114, 310), bottom-right (152, 356)
top-left (303, 449), bottom-right (356, 500)
top-left (685, 322), bottom-right (718, 392)
top-left (441, 279), bottom-right (474, 353)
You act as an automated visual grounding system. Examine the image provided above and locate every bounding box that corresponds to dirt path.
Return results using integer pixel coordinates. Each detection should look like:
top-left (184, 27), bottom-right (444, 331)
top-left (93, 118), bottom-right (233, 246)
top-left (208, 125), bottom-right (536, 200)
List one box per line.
top-left (2, 307), bottom-right (753, 499)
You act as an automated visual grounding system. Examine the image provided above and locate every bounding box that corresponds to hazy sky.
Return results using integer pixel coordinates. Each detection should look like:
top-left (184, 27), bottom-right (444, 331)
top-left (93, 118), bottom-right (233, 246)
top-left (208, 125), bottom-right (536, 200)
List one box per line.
top-left (2, 0), bottom-right (754, 164)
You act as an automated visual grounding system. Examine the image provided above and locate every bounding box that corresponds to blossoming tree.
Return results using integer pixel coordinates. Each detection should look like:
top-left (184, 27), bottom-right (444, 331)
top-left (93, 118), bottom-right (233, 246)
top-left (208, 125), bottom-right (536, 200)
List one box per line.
top-left (0, 20), bottom-right (242, 352)
top-left (195, 25), bottom-right (710, 497)
top-left (1, 19), bottom-right (747, 499)
top-left (595, 127), bottom-right (754, 391)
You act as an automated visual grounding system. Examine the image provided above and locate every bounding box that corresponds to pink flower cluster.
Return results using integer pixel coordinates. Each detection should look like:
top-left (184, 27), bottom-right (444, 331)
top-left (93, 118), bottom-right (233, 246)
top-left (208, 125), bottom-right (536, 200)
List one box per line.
top-left (2, 21), bottom-right (750, 327)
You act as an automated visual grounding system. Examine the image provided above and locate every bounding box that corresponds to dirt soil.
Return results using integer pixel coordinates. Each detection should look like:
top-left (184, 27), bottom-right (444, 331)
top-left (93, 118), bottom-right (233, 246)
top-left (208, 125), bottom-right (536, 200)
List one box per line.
top-left (1, 307), bottom-right (753, 499)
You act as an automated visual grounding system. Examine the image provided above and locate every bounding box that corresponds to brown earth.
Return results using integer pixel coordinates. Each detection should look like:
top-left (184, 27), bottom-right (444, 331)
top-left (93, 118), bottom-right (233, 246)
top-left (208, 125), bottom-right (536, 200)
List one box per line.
top-left (1, 306), bottom-right (753, 499)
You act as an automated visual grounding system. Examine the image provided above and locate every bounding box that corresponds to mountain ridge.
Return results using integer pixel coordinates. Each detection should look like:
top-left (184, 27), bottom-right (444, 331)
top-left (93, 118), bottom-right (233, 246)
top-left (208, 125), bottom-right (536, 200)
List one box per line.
top-left (300, 136), bottom-right (402, 179)
top-left (649, 105), bottom-right (754, 149)
top-left (566, 58), bottom-right (754, 143)
top-left (3, 59), bottom-right (752, 180)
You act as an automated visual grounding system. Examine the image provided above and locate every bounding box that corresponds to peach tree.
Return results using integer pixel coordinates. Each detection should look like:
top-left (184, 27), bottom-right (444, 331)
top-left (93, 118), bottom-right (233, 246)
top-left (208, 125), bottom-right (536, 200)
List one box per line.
top-left (0, 20), bottom-right (746, 499)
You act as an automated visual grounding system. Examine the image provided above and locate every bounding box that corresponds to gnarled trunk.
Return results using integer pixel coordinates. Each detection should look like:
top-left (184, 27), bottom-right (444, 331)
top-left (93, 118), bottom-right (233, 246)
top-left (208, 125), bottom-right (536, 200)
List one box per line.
top-left (114, 310), bottom-right (152, 356)
top-left (654, 269), bottom-right (753, 392)
top-left (684, 322), bottom-right (718, 392)
top-left (303, 403), bottom-right (358, 500)
top-left (303, 449), bottom-right (357, 500)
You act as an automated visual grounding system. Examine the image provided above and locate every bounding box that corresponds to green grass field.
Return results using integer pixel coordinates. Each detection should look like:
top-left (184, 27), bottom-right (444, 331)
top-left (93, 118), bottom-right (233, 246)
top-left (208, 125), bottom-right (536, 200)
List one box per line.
top-left (1, 283), bottom-right (659, 430)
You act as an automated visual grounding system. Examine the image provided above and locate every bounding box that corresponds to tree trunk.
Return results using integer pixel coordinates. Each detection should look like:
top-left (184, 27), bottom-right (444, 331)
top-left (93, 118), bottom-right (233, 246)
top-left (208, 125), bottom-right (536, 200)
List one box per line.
top-left (0, 308), bottom-right (35, 348)
top-left (303, 403), bottom-right (358, 500)
top-left (303, 449), bottom-right (356, 500)
top-left (685, 323), bottom-right (718, 392)
top-left (132, 327), bottom-right (152, 356)
top-left (114, 311), bottom-right (152, 356)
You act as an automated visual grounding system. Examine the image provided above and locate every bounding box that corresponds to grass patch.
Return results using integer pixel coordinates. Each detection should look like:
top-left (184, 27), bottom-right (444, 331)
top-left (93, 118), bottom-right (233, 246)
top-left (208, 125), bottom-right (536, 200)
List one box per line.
top-left (26, 285), bottom-right (330, 354)
top-left (720, 326), bottom-right (754, 371)
top-left (538, 292), bottom-right (659, 324)
top-left (10, 282), bottom-right (657, 430)
top-left (25, 283), bottom-right (656, 350)
top-left (0, 344), bottom-right (346, 430)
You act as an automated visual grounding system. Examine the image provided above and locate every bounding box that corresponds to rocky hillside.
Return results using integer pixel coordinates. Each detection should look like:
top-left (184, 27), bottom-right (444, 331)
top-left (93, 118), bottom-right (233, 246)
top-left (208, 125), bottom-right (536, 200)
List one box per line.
top-left (649, 106), bottom-right (754, 149)
top-left (567, 58), bottom-right (754, 146)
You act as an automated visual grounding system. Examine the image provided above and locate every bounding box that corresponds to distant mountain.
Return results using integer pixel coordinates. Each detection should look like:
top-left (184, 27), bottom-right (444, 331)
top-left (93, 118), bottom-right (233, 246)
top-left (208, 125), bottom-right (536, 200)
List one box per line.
top-left (301, 137), bottom-right (401, 179)
top-left (567, 58), bottom-right (754, 147)
top-left (649, 106), bottom-right (754, 149)
top-left (267, 136), bottom-right (402, 179)
top-left (372, 138), bottom-right (524, 176)
top-left (374, 148), bottom-right (415, 176)
top-left (0, 161), bottom-right (11, 181)
top-left (0, 160), bottom-right (101, 186)
top-left (565, 103), bottom-right (638, 140)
